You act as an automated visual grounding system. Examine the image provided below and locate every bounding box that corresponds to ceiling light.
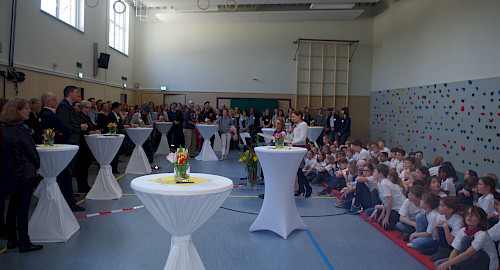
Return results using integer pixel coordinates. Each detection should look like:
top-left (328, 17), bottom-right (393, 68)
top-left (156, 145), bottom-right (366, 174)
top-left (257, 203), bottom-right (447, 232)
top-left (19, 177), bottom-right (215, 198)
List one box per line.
top-left (310, 3), bottom-right (355, 10)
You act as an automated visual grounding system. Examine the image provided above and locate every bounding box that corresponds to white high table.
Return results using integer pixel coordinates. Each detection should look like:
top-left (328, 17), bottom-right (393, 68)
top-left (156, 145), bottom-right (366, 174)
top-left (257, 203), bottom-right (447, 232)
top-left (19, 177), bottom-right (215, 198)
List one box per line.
top-left (28, 144), bottom-right (80, 242)
top-left (307, 126), bottom-right (324, 148)
top-left (195, 124), bottom-right (218, 161)
top-left (250, 146), bottom-right (307, 239)
top-left (261, 128), bottom-right (276, 145)
top-left (131, 173), bottom-right (233, 270)
top-left (125, 127), bottom-right (153, 174)
top-left (155, 122), bottom-right (173, 155)
top-left (85, 134), bottom-right (125, 200)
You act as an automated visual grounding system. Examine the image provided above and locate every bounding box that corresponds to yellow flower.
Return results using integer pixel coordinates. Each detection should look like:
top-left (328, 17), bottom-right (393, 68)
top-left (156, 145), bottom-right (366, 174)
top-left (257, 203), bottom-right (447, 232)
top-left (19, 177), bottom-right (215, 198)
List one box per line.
top-left (253, 156), bottom-right (258, 162)
top-left (242, 156), bottom-right (247, 161)
top-left (239, 158), bottom-right (243, 162)
top-left (245, 150), bottom-right (250, 154)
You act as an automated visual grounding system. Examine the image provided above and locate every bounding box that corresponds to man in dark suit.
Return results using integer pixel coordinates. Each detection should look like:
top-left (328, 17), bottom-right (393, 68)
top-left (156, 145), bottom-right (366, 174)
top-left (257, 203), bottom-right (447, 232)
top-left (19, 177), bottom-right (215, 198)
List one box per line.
top-left (167, 102), bottom-right (183, 151)
top-left (107, 102), bottom-right (126, 174)
top-left (40, 92), bottom-right (70, 138)
top-left (56, 86), bottom-right (87, 212)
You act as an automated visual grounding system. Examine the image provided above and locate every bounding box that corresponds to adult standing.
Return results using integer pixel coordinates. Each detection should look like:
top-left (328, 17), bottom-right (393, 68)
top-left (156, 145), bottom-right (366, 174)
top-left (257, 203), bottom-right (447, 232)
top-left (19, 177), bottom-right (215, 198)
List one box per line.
top-left (215, 109), bottom-right (234, 160)
top-left (39, 92), bottom-right (70, 143)
top-left (24, 98), bottom-right (43, 144)
top-left (248, 107), bottom-right (259, 135)
top-left (96, 102), bottom-right (109, 132)
top-left (313, 107), bottom-right (326, 146)
top-left (87, 97), bottom-right (98, 125)
top-left (286, 109), bottom-right (308, 147)
top-left (261, 108), bottom-right (272, 128)
top-left (0, 98), bottom-right (9, 239)
top-left (198, 101), bottom-right (216, 146)
top-left (56, 86), bottom-right (88, 212)
top-left (167, 102), bottom-right (183, 151)
top-left (302, 107), bottom-right (311, 125)
top-left (327, 108), bottom-right (341, 144)
top-left (0, 98), bottom-right (42, 252)
top-left (107, 102), bottom-right (127, 174)
top-left (338, 107), bottom-right (351, 145)
top-left (75, 101), bottom-right (101, 193)
top-left (183, 101), bottom-right (197, 157)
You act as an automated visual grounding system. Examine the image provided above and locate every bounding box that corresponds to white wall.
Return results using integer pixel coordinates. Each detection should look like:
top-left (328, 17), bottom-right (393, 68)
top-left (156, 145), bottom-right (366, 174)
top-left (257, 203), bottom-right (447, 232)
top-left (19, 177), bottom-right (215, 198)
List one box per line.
top-left (0, 0), bottom-right (135, 88)
top-left (134, 18), bottom-right (373, 96)
top-left (371, 0), bottom-right (500, 91)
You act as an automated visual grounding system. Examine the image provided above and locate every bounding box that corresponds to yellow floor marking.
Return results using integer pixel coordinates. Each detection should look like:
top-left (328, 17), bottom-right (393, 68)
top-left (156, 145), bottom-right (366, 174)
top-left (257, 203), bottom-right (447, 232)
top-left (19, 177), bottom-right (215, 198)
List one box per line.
top-left (76, 198), bottom-right (86, 205)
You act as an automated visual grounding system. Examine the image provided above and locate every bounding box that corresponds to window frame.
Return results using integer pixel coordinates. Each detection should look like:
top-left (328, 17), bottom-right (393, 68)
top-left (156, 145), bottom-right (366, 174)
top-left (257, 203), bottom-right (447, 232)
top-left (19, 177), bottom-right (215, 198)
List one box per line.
top-left (108, 0), bottom-right (129, 56)
top-left (40, 0), bottom-right (84, 32)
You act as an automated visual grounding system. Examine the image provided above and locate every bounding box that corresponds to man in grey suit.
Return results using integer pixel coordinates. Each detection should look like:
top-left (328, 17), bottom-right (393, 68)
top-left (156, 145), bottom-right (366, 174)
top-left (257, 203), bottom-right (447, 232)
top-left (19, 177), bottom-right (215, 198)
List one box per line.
top-left (56, 86), bottom-right (87, 212)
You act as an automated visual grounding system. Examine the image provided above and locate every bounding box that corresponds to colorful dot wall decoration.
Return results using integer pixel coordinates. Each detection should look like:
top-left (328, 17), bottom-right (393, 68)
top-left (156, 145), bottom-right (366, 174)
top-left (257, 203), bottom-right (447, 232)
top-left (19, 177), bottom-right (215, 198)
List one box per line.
top-left (370, 77), bottom-right (500, 175)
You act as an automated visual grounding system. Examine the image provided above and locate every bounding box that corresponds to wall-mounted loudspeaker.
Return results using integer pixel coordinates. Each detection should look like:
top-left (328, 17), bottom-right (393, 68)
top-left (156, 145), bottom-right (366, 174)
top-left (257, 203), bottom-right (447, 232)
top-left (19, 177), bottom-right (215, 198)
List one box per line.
top-left (98, 53), bottom-right (110, 69)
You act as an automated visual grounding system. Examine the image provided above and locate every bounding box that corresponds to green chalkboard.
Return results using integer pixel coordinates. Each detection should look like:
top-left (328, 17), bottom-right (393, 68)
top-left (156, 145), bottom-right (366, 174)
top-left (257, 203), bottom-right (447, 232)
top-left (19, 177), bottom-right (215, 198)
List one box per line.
top-left (230, 99), bottom-right (278, 114)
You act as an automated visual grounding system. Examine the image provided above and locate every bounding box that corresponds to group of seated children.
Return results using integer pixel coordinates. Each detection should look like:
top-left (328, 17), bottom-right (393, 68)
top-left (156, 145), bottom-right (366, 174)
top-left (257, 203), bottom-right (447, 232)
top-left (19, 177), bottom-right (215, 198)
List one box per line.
top-left (297, 137), bottom-right (500, 269)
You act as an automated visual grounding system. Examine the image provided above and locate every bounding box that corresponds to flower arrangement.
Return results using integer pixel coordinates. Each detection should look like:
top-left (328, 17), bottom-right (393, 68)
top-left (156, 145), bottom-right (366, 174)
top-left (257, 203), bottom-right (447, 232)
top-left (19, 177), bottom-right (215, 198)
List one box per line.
top-left (107, 122), bottom-right (118, 135)
top-left (158, 115), bottom-right (167, 122)
top-left (138, 119), bottom-right (145, 128)
top-left (204, 118), bottom-right (210, 124)
top-left (272, 121), bottom-right (276, 129)
top-left (310, 120), bottom-right (315, 127)
top-left (42, 128), bottom-right (55, 146)
top-left (274, 132), bottom-right (285, 148)
top-left (239, 149), bottom-right (259, 189)
top-left (167, 146), bottom-right (190, 182)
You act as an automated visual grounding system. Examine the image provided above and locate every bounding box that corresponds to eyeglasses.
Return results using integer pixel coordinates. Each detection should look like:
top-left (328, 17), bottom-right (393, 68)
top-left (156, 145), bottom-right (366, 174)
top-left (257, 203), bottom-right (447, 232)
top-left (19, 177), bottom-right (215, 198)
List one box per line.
top-left (363, 169), bottom-right (371, 172)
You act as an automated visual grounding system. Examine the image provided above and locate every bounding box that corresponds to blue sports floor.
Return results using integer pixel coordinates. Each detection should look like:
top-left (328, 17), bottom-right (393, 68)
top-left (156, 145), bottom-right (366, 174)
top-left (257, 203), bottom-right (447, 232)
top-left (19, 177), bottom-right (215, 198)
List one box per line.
top-left (0, 150), bottom-right (427, 269)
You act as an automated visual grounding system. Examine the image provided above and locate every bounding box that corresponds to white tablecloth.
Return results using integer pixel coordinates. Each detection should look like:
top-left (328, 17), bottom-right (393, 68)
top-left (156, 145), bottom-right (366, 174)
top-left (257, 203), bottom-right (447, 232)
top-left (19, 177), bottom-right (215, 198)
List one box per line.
top-left (261, 128), bottom-right (276, 145)
top-left (195, 125), bottom-right (218, 161)
top-left (307, 126), bottom-right (324, 148)
top-left (29, 144), bottom-right (80, 242)
top-left (85, 134), bottom-right (125, 200)
top-left (125, 128), bottom-right (153, 174)
top-left (250, 146), bottom-right (307, 239)
top-left (131, 173), bottom-right (233, 270)
top-left (155, 122), bottom-right (173, 155)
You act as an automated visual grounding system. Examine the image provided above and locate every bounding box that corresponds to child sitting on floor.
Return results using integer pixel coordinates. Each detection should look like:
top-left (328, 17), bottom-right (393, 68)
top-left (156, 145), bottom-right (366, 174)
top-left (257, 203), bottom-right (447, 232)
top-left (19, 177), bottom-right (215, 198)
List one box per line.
top-left (436, 206), bottom-right (498, 270)
top-left (456, 169), bottom-right (478, 206)
top-left (365, 164), bottom-right (406, 231)
top-left (311, 154), bottom-right (335, 186)
top-left (429, 196), bottom-right (464, 262)
top-left (408, 192), bottom-right (440, 254)
top-left (476, 176), bottom-right (497, 227)
top-left (428, 176), bottom-right (447, 198)
top-left (295, 150), bottom-right (316, 197)
top-left (439, 162), bottom-right (457, 196)
top-left (317, 158), bottom-right (348, 196)
top-left (396, 185), bottom-right (426, 241)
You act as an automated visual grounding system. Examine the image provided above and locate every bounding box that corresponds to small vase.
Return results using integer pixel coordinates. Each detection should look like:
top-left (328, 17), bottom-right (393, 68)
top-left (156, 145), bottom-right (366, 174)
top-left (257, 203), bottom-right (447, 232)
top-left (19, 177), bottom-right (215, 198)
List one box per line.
top-left (275, 138), bottom-right (284, 148)
top-left (44, 137), bottom-right (54, 146)
top-left (174, 163), bottom-right (190, 182)
top-left (247, 165), bottom-right (258, 189)
top-left (109, 129), bottom-right (116, 135)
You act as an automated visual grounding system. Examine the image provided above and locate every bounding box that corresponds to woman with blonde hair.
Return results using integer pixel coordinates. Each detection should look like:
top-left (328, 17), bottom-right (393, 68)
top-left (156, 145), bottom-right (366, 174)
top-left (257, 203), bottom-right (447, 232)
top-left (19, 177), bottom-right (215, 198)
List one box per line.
top-left (0, 98), bottom-right (42, 252)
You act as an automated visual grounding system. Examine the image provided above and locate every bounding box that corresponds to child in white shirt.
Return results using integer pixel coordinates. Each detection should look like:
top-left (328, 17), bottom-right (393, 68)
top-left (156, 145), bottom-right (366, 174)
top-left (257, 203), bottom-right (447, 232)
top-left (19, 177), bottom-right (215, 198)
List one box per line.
top-left (396, 185), bottom-right (426, 241)
top-left (436, 206), bottom-right (497, 270)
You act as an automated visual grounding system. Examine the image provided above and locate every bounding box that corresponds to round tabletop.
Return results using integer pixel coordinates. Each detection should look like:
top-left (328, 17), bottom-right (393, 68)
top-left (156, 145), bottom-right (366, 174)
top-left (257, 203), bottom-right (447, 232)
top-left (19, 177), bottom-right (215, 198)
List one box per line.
top-left (36, 144), bottom-right (79, 178)
top-left (196, 124), bottom-right (218, 139)
top-left (155, 122), bottom-right (173, 134)
top-left (125, 127), bottom-right (153, 145)
top-left (254, 145), bottom-right (307, 155)
top-left (307, 126), bottom-right (324, 140)
top-left (131, 173), bottom-right (233, 196)
top-left (85, 134), bottom-right (125, 165)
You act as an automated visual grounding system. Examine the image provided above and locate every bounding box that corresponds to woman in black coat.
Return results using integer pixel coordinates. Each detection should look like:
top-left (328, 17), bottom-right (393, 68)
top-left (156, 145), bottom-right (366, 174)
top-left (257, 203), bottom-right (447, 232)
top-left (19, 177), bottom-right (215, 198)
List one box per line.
top-left (0, 97), bottom-right (42, 253)
top-left (338, 107), bottom-right (351, 145)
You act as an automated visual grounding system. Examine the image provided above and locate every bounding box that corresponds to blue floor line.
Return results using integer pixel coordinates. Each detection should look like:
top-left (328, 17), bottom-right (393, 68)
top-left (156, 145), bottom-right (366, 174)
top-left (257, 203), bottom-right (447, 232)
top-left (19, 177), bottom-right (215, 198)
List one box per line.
top-left (306, 229), bottom-right (335, 270)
